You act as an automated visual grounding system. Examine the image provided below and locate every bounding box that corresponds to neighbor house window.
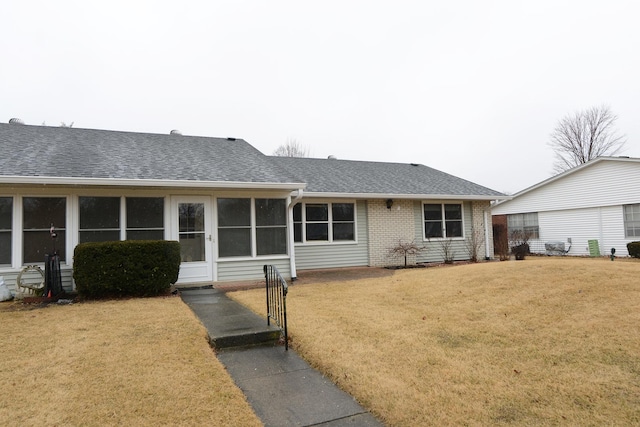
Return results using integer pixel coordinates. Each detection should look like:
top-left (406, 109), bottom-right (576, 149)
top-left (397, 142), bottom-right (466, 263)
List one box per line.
top-left (217, 198), bottom-right (288, 258)
top-left (79, 197), bottom-right (120, 243)
top-left (23, 197), bottom-right (66, 263)
top-left (0, 197), bottom-right (12, 266)
top-left (293, 202), bottom-right (356, 243)
top-left (423, 203), bottom-right (463, 238)
top-left (507, 212), bottom-right (539, 239)
top-left (624, 204), bottom-right (640, 238)
top-left (126, 197), bottom-right (164, 240)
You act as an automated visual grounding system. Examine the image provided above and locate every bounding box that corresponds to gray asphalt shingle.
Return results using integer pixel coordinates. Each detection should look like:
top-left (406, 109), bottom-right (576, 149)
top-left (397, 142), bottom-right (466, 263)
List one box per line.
top-left (0, 123), bottom-right (299, 184)
top-left (270, 156), bottom-right (503, 198)
top-left (0, 122), bottom-right (503, 198)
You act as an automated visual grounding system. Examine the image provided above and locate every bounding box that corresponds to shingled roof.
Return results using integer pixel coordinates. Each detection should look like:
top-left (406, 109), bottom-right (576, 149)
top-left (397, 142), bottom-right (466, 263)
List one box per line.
top-left (0, 123), bottom-right (302, 188)
top-left (0, 122), bottom-right (505, 199)
top-left (269, 156), bottom-right (505, 199)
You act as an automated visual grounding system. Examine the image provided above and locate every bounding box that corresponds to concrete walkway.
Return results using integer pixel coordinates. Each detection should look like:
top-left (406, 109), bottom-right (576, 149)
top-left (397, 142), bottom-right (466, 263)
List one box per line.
top-left (180, 286), bottom-right (383, 427)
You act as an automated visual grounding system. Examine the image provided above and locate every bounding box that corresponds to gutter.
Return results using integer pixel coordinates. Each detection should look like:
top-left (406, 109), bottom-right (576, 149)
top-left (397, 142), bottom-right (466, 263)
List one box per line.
top-left (288, 189), bottom-right (304, 280)
top-left (0, 175), bottom-right (307, 191)
top-left (299, 191), bottom-right (510, 201)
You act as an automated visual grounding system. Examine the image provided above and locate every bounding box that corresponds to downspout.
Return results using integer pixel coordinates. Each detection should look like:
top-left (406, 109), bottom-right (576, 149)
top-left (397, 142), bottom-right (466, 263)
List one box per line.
top-left (483, 209), bottom-right (491, 260)
top-left (288, 189), bottom-right (304, 280)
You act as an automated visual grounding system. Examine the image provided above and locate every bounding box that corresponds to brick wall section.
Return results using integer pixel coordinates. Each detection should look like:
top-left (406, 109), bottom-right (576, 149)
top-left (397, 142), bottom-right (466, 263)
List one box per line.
top-left (471, 200), bottom-right (494, 259)
top-left (368, 199), bottom-right (416, 267)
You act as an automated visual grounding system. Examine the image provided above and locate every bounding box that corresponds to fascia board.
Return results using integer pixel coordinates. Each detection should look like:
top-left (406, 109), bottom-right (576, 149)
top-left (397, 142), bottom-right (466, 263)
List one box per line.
top-left (0, 175), bottom-right (307, 191)
top-left (300, 192), bottom-right (510, 201)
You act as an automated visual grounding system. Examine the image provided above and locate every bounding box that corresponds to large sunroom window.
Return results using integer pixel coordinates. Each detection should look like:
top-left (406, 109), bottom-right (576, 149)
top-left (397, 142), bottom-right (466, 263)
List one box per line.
top-left (217, 198), bottom-right (288, 258)
top-left (23, 197), bottom-right (66, 263)
top-left (126, 197), bottom-right (165, 240)
top-left (0, 197), bottom-right (12, 266)
top-left (79, 196), bottom-right (120, 243)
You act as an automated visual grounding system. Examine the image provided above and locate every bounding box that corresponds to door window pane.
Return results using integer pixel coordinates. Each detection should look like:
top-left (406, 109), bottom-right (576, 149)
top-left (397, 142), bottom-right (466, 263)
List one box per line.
top-left (23, 197), bottom-right (66, 262)
top-left (179, 203), bottom-right (205, 262)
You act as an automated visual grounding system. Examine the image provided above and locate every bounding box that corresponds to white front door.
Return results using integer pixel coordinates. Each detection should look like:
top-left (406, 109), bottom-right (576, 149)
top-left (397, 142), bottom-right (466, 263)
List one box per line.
top-left (172, 196), bottom-right (213, 283)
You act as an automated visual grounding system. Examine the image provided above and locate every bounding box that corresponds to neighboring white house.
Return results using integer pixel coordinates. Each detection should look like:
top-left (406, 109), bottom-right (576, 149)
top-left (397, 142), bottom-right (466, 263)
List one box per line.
top-left (0, 120), bottom-right (507, 293)
top-left (491, 156), bottom-right (640, 257)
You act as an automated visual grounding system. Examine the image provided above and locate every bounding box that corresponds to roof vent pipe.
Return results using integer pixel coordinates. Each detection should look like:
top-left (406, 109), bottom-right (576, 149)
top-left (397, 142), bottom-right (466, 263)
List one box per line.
top-left (9, 118), bottom-right (24, 124)
top-left (170, 129), bottom-right (182, 135)
top-left (328, 155), bottom-right (337, 159)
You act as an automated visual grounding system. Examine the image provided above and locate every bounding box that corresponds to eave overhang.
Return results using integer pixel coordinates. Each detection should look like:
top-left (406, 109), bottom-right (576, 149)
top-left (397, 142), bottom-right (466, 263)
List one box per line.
top-left (298, 191), bottom-right (510, 201)
top-left (0, 175), bottom-right (307, 191)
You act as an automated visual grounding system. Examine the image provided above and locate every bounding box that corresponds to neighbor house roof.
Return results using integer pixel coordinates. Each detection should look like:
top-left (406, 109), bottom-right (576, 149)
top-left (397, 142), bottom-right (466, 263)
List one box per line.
top-left (269, 156), bottom-right (506, 200)
top-left (492, 156), bottom-right (640, 211)
top-left (0, 123), bottom-right (304, 190)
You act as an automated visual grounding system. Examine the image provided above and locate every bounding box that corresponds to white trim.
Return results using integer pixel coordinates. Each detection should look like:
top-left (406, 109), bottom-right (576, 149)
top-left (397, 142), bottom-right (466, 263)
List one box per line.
top-left (492, 156), bottom-right (640, 209)
top-left (301, 191), bottom-right (509, 201)
top-left (0, 175), bottom-right (306, 191)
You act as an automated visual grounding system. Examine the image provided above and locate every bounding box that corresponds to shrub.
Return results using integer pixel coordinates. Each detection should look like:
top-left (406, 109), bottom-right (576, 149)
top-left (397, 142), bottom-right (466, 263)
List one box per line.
top-left (73, 240), bottom-right (181, 299)
top-left (627, 241), bottom-right (640, 259)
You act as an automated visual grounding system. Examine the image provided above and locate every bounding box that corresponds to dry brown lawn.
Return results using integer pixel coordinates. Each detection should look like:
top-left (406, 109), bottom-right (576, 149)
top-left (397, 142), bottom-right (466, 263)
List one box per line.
top-left (0, 296), bottom-right (261, 427)
top-left (230, 257), bottom-right (640, 426)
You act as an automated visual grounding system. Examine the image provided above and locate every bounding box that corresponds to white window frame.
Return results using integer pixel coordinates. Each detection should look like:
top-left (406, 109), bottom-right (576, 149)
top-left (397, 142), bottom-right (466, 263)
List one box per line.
top-left (293, 201), bottom-right (358, 245)
top-left (421, 201), bottom-right (465, 241)
top-left (21, 195), bottom-right (71, 266)
top-left (507, 212), bottom-right (540, 240)
top-left (216, 197), bottom-right (289, 259)
top-left (623, 204), bottom-right (640, 238)
top-left (0, 196), bottom-right (13, 268)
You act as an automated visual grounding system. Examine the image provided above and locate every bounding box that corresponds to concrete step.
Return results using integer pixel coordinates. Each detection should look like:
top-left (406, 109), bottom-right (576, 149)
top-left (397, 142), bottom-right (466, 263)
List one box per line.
top-left (180, 287), bottom-right (283, 350)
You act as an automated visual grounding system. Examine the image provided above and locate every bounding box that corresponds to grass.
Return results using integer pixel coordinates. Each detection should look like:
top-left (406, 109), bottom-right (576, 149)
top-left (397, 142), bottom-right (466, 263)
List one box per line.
top-left (0, 296), bottom-right (261, 427)
top-left (229, 257), bottom-right (640, 426)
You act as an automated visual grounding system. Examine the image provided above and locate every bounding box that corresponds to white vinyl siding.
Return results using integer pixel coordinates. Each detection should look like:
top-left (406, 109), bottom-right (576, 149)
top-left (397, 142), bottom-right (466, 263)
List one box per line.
top-left (535, 206), bottom-right (629, 256)
top-left (216, 258), bottom-right (291, 282)
top-left (492, 159), bottom-right (640, 215)
top-left (0, 267), bottom-right (74, 295)
top-left (294, 200), bottom-right (368, 270)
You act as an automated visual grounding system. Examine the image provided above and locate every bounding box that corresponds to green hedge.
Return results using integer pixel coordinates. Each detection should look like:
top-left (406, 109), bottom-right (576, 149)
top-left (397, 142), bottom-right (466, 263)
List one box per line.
top-left (628, 241), bottom-right (640, 259)
top-left (73, 240), bottom-right (181, 299)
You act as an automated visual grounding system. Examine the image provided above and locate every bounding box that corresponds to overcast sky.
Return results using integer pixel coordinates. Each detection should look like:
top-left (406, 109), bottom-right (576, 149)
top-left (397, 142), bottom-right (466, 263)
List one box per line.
top-left (2, 1), bottom-right (638, 194)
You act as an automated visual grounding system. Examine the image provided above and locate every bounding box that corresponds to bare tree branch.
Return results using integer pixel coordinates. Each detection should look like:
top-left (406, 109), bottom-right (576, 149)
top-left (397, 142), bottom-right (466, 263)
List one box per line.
top-left (272, 139), bottom-right (311, 157)
top-left (549, 105), bottom-right (626, 174)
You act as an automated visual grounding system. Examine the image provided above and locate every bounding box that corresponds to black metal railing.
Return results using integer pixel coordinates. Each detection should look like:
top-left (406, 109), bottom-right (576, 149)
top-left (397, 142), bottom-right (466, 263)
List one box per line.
top-left (264, 265), bottom-right (289, 351)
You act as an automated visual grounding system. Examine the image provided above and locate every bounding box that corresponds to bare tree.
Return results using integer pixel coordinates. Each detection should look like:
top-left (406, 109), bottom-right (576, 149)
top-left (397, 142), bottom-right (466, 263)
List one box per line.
top-left (272, 139), bottom-right (311, 157)
top-left (464, 226), bottom-right (485, 263)
top-left (549, 105), bottom-right (626, 174)
top-left (388, 239), bottom-right (426, 267)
